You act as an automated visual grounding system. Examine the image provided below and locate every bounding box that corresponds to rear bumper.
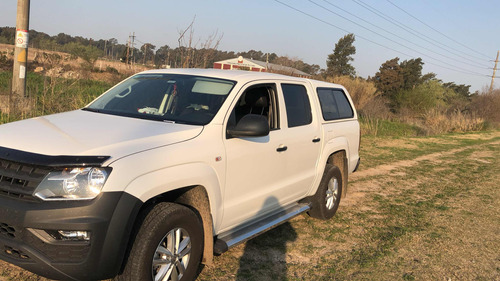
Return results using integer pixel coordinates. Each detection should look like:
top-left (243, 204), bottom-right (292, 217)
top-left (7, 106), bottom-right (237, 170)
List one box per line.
top-left (0, 192), bottom-right (142, 280)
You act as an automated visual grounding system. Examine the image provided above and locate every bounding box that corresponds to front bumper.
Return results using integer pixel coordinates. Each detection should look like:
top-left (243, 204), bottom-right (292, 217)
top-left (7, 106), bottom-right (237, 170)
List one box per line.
top-left (0, 192), bottom-right (142, 280)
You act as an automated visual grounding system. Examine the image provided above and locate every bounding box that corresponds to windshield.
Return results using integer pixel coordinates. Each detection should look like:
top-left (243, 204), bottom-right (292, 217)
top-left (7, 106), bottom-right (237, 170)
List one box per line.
top-left (85, 74), bottom-right (236, 125)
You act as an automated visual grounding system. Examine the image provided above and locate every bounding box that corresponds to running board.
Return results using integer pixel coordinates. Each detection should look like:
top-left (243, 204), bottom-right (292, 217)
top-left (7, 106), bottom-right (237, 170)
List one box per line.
top-left (213, 203), bottom-right (310, 255)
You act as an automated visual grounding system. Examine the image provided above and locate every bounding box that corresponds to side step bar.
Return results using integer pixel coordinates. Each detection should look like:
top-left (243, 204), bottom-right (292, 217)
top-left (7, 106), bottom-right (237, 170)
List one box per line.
top-left (214, 203), bottom-right (310, 255)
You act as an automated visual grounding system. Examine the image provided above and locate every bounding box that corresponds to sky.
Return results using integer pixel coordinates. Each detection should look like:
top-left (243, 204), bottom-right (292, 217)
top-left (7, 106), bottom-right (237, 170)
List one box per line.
top-left (1, 0), bottom-right (499, 92)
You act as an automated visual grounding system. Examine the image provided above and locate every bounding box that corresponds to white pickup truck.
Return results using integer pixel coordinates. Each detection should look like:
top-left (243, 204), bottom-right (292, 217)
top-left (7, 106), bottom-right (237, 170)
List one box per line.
top-left (0, 69), bottom-right (360, 281)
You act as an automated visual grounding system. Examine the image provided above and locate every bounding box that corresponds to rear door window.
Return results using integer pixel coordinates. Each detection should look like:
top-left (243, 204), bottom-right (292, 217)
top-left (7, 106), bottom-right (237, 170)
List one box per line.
top-left (281, 84), bottom-right (312, 127)
top-left (317, 88), bottom-right (354, 121)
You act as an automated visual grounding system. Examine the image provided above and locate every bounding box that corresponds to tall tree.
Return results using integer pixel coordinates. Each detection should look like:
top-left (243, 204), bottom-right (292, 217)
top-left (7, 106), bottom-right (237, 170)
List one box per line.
top-left (400, 58), bottom-right (423, 89)
top-left (374, 57), bottom-right (404, 101)
top-left (326, 33), bottom-right (356, 77)
top-left (155, 45), bottom-right (171, 67)
top-left (141, 43), bottom-right (156, 65)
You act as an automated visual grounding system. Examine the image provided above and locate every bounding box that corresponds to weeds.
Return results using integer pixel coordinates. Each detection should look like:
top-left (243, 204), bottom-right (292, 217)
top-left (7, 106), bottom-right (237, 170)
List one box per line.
top-left (0, 71), bottom-right (111, 124)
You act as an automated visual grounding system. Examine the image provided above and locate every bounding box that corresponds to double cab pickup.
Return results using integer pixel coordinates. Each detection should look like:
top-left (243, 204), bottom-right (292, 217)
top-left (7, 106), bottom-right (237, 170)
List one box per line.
top-left (0, 69), bottom-right (360, 281)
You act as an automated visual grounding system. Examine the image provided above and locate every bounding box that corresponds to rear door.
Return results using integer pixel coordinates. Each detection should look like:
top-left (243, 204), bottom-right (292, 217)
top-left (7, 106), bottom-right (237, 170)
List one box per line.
top-left (278, 83), bottom-right (322, 198)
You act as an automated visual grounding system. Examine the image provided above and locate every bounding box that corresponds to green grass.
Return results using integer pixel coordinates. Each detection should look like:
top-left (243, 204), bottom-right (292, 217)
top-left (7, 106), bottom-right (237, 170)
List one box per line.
top-left (358, 132), bottom-right (500, 170)
top-left (360, 117), bottom-right (422, 137)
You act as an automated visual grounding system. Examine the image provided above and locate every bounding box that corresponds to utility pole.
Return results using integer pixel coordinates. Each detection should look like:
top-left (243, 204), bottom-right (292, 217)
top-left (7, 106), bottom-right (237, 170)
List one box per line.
top-left (12, 0), bottom-right (30, 106)
top-left (104, 39), bottom-right (107, 58)
top-left (125, 37), bottom-right (130, 65)
top-left (490, 51), bottom-right (499, 93)
top-left (130, 32), bottom-right (136, 65)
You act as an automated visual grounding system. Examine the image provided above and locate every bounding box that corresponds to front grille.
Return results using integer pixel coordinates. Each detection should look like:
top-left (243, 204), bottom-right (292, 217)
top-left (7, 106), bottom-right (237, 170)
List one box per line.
top-left (0, 222), bottom-right (17, 239)
top-left (0, 158), bottom-right (52, 201)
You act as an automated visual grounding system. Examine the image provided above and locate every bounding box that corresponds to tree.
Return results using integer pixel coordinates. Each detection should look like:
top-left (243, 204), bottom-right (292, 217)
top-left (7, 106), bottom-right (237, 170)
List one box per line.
top-left (373, 57), bottom-right (404, 101)
top-left (443, 82), bottom-right (471, 98)
top-left (63, 42), bottom-right (102, 65)
top-left (155, 45), bottom-right (171, 67)
top-left (400, 58), bottom-right (423, 89)
top-left (326, 33), bottom-right (356, 77)
top-left (141, 43), bottom-right (156, 65)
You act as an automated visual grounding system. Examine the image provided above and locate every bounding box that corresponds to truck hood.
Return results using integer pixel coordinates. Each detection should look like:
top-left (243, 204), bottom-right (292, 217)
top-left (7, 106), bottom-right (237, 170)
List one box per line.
top-left (0, 110), bottom-right (203, 164)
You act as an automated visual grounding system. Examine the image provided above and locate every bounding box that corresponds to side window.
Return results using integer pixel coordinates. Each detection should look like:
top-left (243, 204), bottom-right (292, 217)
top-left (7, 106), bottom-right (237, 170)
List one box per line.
top-left (281, 84), bottom-right (312, 128)
top-left (317, 88), bottom-right (354, 121)
top-left (227, 84), bottom-right (279, 131)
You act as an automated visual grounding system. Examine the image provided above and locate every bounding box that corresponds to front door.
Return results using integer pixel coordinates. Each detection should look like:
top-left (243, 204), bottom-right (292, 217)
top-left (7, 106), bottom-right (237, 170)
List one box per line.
top-left (221, 83), bottom-right (287, 231)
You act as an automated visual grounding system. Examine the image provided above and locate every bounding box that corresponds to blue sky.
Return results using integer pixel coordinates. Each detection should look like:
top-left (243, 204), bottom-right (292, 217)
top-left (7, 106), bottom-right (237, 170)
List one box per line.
top-left (1, 0), bottom-right (499, 92)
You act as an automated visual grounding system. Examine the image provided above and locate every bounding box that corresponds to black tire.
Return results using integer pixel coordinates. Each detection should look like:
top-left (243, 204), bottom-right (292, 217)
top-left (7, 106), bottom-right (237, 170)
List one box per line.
top-left (308, 164), bottom-right (342, 220)
top-left (115, 202), bottom-right (203, 281)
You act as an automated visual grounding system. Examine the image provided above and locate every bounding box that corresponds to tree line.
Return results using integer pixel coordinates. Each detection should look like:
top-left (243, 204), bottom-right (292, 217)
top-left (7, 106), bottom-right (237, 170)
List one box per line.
top-left (0, 27), bottom-right (321, 75)
top-left (325, 33), bottom-right (473, 113)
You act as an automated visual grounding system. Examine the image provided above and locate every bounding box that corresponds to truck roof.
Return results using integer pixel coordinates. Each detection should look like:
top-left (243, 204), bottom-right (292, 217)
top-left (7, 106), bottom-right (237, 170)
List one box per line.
top-left (138, 68), bottom-right (345, 89)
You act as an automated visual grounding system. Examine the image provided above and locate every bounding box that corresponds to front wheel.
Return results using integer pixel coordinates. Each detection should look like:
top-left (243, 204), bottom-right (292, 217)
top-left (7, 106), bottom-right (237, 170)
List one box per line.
top-left (116, 202), bottom-right (203, 281)
top-left (308, 164), bottom-right (342, 220)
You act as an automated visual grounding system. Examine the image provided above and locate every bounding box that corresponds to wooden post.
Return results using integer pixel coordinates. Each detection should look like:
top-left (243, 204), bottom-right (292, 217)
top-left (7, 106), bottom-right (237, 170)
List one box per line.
top-left (12, 0), bottom-right (30, 98)
top-left (8, 0), bottom-right (31, 115)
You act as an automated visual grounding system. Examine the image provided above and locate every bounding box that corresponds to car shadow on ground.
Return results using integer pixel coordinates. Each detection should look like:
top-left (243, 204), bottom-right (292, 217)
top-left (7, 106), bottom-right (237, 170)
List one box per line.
top-left (235, 221), bottom-right (297, 281)
top-left (235, 197), bottom-right (298, 281)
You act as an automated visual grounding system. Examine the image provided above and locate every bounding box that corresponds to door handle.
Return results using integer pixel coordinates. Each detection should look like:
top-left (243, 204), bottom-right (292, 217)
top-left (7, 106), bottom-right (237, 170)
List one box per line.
top-left (312, 138), bottom-right (321, 143)
top-left (276, 146), bottom-right (288, 152)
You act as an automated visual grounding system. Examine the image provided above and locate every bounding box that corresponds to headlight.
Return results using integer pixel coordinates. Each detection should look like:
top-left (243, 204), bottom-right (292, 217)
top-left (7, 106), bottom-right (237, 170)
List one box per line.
top-left (34, 167), bottom-right (111, 201)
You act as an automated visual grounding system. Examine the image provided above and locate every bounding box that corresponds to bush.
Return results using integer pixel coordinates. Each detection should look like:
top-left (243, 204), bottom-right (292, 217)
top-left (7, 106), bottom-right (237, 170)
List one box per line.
top-left (471, 89), bottom-right (500, 127)
top-left (394, 80), bottom-right (445, 114)
top-left (419, 109), bottom-right (484, 135)
top-left (359, 96), bottom-right (392, 120)
top-left (106, 66), bottom-right (119, 74)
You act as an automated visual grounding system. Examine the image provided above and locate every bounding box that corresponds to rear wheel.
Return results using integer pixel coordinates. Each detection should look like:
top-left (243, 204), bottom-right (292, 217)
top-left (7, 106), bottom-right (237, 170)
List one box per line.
top-left (308, 164), bottom-right (342, 220)
top-left (116, 202), bottom-right (203, 281)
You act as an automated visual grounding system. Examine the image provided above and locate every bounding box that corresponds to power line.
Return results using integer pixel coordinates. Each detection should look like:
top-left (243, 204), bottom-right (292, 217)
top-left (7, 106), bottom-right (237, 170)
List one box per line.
top-left (385, 0), bottom-right (491, 60)
top-left (319, 0), bottom-right (491, 70)
top-left (272, 0), bottom-right (491, 78)
top-left (307, 0), bottom-right (490, 76)
top-left (351, 0), bottom-right (492, 66)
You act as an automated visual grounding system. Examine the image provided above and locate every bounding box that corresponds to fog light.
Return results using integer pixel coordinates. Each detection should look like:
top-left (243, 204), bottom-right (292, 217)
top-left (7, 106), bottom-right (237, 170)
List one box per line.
top-left (57, 230), bottom-right (91, 241)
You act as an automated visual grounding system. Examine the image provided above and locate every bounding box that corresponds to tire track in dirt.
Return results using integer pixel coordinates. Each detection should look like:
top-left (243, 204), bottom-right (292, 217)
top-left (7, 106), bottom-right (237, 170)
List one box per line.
top-left (344, 139), bottom-right (500, 207)
top-left (351, 139), bottom-right (500, 182)
top-left (349, 148), bottom-right (466, 181)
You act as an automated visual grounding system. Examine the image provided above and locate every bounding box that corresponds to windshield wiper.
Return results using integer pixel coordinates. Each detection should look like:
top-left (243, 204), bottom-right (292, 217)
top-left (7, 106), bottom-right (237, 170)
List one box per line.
top-left (82, 108), bottom-right (101, 113)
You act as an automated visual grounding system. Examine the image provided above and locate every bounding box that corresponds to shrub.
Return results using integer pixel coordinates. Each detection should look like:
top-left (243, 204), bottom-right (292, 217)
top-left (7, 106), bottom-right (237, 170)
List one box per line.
top-left (394, 80), bottom-right (445, 114)
top-left (419, 109), bottom-right (484, 135)
top-left (106, 66), bottom-right (119, 74)
top-left (471, 89), bottom-right (500, 127)
top-left (359, 96), bottom-right (392, 120)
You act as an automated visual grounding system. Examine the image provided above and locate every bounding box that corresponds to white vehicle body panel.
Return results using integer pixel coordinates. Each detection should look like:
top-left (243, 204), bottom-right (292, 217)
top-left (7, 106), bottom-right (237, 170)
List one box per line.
top-left (0, 110), bottom-right (202, 161)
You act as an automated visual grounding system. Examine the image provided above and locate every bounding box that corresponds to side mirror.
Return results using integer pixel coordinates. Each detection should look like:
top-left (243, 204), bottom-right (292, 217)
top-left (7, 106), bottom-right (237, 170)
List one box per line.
top-left (227, 114), bottom-right (270, 138)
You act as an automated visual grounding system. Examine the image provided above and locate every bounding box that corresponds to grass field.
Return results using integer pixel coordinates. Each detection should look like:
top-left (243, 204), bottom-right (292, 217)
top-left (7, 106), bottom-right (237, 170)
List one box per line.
top-left (1, 130), bottom-right (498, 281)
top-left (0, 71), bottom-right (112, 124)
top-left (196, 131), bottom-right (500, 281)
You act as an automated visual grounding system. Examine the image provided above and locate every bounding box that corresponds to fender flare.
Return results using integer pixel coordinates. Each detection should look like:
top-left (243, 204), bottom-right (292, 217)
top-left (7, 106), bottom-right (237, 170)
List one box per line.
top-left (123, 162), bottom-right (224, 232)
